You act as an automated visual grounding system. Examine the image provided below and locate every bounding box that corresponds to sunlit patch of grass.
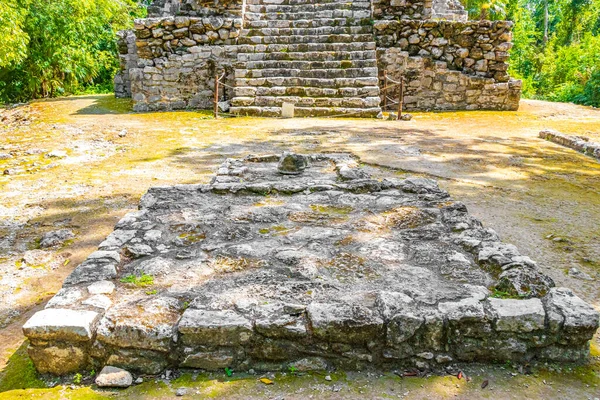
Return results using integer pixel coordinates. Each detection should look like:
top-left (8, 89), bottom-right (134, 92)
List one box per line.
top-left (0, 343), bottom-right (46, 392)
top-left (120, 273), bottom-right (154, 287)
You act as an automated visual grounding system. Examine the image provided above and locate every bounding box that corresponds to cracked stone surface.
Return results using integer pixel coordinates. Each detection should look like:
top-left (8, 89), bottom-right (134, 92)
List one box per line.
top-left (22, 153), bottom-right (599, 375)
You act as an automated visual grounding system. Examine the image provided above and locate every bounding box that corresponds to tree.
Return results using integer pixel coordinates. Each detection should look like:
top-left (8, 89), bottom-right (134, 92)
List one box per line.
top-left (0, 0), bottom-right (29, 68)
top-left (0, 0), bottom-right (143, 103)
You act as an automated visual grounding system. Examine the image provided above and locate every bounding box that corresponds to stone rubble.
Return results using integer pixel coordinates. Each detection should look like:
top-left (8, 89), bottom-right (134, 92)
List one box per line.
top-left (95, 366), bottom-right (134, 388)
top-left (22, 152), bottom-right (598, 376)
top-left (40, 229), bottom-right (75, 248)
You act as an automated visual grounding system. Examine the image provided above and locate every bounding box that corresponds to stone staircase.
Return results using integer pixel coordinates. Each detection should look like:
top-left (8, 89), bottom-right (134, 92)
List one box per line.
top-left (230, 0), bottom-right (382, 117)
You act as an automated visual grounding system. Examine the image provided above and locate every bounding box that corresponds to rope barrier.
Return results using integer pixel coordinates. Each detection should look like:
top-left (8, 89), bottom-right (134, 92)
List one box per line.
top-left (385, 76), bottom-right (403, 85)
top-left (381, 70), bottom-right (405, 119)
top-left (218, 82), bottom-right (236, 89)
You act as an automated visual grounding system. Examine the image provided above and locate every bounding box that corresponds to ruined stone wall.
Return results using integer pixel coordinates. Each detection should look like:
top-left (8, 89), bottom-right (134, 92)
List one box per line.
top-left (148, 0), bottom-right (244, 17)
top-left (375, 20), bottom-right (520, 111)
top-left (129, 16), bottom-right (241, 111)
top-left (431, 0), bottom-right (468, 21)
top-left (372, 0), bottom-right (433, 20)
top-left (375, 20), bottom-right (513, 81)
top-left (114, 31), bottom-right (138, 98)
top-left (378, 48), bottom-right (521, 110)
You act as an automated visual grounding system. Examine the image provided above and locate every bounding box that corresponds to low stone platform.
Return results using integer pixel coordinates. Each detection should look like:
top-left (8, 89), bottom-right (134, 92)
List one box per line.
top-left (23, 153), bottom-right (599, 375)
top-left (540, 129), bottom-right (600, 161)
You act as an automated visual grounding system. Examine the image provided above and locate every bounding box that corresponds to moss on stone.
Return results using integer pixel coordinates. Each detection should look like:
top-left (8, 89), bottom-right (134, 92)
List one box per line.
top-left (0, 343), bottom-right (45, 392)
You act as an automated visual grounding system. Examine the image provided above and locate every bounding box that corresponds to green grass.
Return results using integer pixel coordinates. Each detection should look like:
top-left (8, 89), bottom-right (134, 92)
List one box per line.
top-left (0, 343), bottom-right (46, 392)
top-left (119, 273), bottom-right (154, 287)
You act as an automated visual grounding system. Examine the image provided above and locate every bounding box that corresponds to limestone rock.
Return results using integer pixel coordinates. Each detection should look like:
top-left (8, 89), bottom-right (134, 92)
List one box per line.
top-left (28, 344), bottom-right (88, 375)
top-left (277, 152), bottom-right (309, 175)
top-left (568, 267), bottom-right (594, 281)
top-left (178, 309), bottom-right (253, 346)
top-left (181, 348), bottom-right (235, 369)
top-left (82, 294), bottom-right (113, 310)
top-left (88, 280), bottom-right (116, 295)
top-left (496, 266), bottom-right (554, 297)
top-left (23, 308), bottom-right (99, 342)
top-left (544, 288), bottom-right (600, 340)
top-left (65, 259), bottom-right (118, 285)
top-left (45, 288), bottom-right (83, 308)
top-left (337, 165), bottom-right (371, 181)
top-left (99, 230), bottom-right (137, 249)
top-left (307, 302), bottom-right (384, 344)
top-left (105, 348), bottom-right (168, 374)
top-left (488, 298), bottom-right (545, 332)
top-left (254, 302), bottom-right (307, 339)
top-left (288, 357), bottom-right (328, 372)
top-left (40, 229), bottom-right (74, 248)
top-left (97, 297), bottom-right (182, 352)
top-left (95, 366), bottom-right (133, 388)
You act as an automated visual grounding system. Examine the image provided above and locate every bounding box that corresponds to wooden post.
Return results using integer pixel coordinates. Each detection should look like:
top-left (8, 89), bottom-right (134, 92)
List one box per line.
top-left (383, 70), bottom-right (388, 111)
top-left (397, 77), bottom-right (404, 121)
top-left (214, 74), bottom-right (219, 119)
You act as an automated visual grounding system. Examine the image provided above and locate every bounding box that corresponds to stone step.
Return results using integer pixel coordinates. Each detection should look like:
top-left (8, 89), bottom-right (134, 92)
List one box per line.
top-left (232, 96), bottom-right (381, 109)
top-left (238, 50), bottom-right (376, 62)
top-left (235, 76), bottom-right (379, 88)
top-left (238, 67), bottom-right (379, 79)
top-left (230, 106), bottom-right (381, 118)
top-left (245, 1), bottom-right (371, 13)
top-left (244, 19), bottom-right (367, 29)
top-left (233, 86), bottom-right (380, 98)
top-left (239, 33), bottom-right (375, 45)
top-left (237, 42), bottom-right (376, 54)
top-left (241, 26), bottom-right (373, 37)
top-left (244, 10), bottom-right (371, 21)
top-left (239, 59), bottom-right (377, 71)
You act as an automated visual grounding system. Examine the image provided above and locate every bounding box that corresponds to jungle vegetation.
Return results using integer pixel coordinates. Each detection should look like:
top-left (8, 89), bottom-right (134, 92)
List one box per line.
top-left (0, 0), bottom-right (598, 106)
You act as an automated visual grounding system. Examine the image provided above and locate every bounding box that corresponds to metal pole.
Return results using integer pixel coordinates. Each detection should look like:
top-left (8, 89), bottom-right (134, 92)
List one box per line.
top-left (383, 70), bottom-right (388, 111)
top-left (214, 74), bottom-right (219, 119)
top-left (397, 77), bottom-right (404, 121)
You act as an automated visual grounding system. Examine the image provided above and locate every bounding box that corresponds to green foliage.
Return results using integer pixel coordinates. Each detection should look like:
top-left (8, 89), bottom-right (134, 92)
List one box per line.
top-left (224, 367), bottom-right (233, 377)
top-left (0, 0), bottom-right (29, 68)
top-left (504, 0), bottom-right (600, 107)
top-left (0, 0), bottom-right (145, 103)
top-left (120, 273), bottom-right (154, 287)
top-left (73, 373), bottom-right (83, 384)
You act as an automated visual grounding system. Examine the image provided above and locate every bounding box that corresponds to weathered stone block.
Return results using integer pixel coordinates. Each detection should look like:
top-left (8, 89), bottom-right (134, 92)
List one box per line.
top-left (23, 309), bottom-right (100, 342)
top-left (181, 348), bottom-right (235, 369)
top-left (488, 298), bottom-right (545, 332)
top-left (28, 344), bottom-right (88, 375)
top-left (307, 302), bottom-right (384, 344)
top-left (178, 309), bottom-right (253, 346)
top-left (96, 297), bottom-right (182, 352)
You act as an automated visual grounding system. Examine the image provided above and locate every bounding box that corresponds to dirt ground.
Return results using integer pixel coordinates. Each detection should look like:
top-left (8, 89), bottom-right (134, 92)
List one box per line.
top-left (0, 96), bottom-right (599, 399)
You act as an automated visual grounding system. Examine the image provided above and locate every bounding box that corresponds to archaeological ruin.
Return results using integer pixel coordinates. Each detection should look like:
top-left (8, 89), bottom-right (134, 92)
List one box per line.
top-left (23, 152), bottom-right (599, 375)
top-left (114, 0), bottom-right (522, 116)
